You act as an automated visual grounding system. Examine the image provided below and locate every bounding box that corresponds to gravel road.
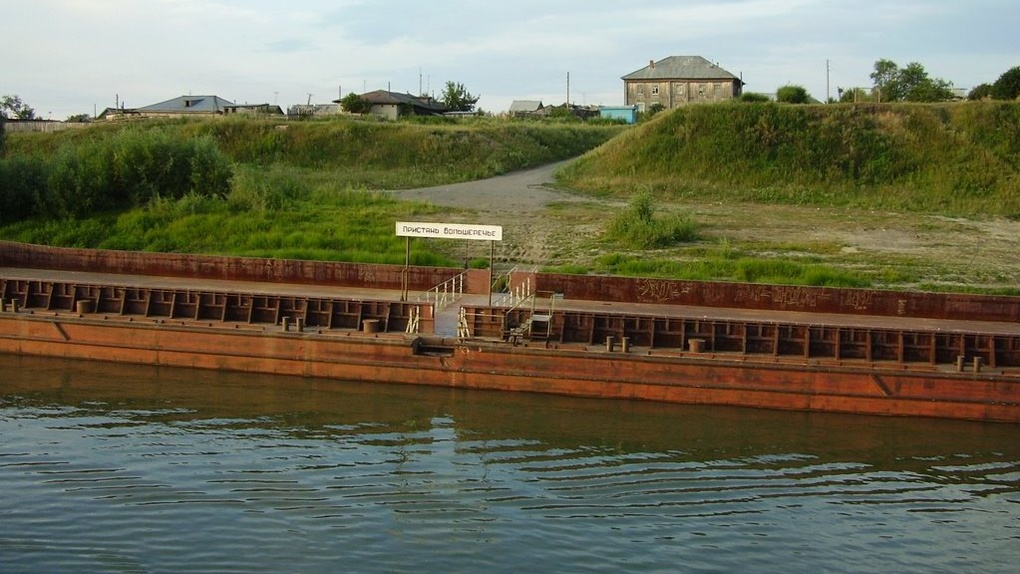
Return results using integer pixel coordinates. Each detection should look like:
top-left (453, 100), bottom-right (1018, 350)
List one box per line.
top-left (387, 160), bottom-right (580, 211)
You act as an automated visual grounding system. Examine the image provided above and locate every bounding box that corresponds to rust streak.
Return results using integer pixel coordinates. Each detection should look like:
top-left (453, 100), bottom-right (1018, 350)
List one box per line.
top-left (872, 374), bottom-right (892, 397)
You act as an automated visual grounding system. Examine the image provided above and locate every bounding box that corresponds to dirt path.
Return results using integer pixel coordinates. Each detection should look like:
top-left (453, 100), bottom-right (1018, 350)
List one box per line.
top-left (386, 162), bottom-right (1020, 290)
top-left (388, 160), bottom-right (611, 266)
top-left (388, 160), bottom-right (582, 211)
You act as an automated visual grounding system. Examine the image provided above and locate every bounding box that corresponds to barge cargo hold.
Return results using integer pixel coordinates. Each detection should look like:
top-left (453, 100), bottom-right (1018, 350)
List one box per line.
top-left (1, 242), bottom-right (1019, 423)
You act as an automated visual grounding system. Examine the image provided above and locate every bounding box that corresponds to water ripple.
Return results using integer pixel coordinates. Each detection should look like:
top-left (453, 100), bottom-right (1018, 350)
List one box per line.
top-left (2, 359), bottom-right (1019, 574)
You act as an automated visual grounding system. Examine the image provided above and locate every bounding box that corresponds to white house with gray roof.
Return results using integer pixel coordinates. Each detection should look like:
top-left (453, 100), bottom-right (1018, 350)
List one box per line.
top-left (100, 95), bottom-right (236, 120)
top-left (622, 56), bottom-right (743, 110)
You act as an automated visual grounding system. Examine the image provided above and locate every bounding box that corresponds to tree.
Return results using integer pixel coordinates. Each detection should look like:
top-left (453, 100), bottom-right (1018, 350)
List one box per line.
top-left (838, 87), bottom-right (873, 103)
top-left (868, 60), bottom-right (954, 102)
top-left (969, 83), bottom-right (994, 100)
top-left (439, 81), bottom-right (479, 112)
top-left (66, 113), bottom-right (92, 123)
top-left (870, 59), bottom-right (902, 102)
top-left (776, 84), bottom-right (810, 104)
top-left (1, 94), bottom-right (37, 120)
top-left (338, 92), bottom-right (372, 114)
top-left (899, 62), bottom-right (954, 102)
top-left (991, 66), bottom-right (1020, 100)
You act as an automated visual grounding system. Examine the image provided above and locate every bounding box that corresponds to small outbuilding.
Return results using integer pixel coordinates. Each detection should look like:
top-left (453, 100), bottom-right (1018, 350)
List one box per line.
top-left (509, 100), bottom-right (544, 118)
top-left (225, 103), bottom-right (284, 116)
top-left (599, 105), bottom-right (639, 124)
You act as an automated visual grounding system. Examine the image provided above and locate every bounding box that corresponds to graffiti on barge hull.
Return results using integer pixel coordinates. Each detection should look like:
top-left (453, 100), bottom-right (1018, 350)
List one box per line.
top-left (637, 279), bottom-right (693, 303)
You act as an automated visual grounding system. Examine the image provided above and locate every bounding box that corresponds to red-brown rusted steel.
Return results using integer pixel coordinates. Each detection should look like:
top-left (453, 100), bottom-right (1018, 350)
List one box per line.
top-left (461, 306), bottom-right (1020, 370)
top-left (530, 272), bottom-right (1020, 323)
top-left (0, 241), bottom-right (479, 294)
top-left (3, 245), bottom-right (1020, 423)
top-left (1, 277), bottom-right (433, 334)
top-left (1, 312), bottom-right (1017, 423)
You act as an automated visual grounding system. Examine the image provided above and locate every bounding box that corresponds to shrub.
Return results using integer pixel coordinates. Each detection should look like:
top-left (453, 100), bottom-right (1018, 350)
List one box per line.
top-left (0, 156), bottom-right (51, 223)
top-left (46, 129), bottom-right (234, 218)
top-left (605, 192), bottom-right (698, 248)
top-left (776, 85), bottom-right (810, 104)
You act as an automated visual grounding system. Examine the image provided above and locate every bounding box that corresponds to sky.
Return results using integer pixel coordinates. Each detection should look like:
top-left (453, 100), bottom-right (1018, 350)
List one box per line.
top-left (3, 0), bottom-right (1018, 119)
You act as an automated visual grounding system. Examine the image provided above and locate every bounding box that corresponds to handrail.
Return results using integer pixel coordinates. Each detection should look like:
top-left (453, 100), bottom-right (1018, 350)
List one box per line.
top-left (406, 305), bottom-right (420, 334)
top-left (415, 271), bottom-right (467, 310)
top-left (492, 275), bottom-right (531, 308)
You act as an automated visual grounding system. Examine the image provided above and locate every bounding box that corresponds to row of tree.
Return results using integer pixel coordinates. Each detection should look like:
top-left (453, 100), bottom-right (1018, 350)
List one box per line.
top-left (765, 60), bottom-right (1020, 105)
top-left (968, 67), bottom-right (1020, 101)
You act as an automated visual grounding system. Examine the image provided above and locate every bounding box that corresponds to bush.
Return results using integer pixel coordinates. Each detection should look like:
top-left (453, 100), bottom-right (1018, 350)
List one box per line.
top-left (46, 128), bottom-right (234, 219)
top-left (606, 192), bottom-right (698, 248)
top-left (991, 66), bottom-right (1020, 100)
top-left (777, 85), bottom-right (810, 104)
top-left (0, 156), bottom-right (51, 223)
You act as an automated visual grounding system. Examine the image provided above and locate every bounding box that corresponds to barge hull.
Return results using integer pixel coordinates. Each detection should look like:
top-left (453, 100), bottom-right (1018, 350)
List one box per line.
top-left (1, 313), bottom-right (1016, 423)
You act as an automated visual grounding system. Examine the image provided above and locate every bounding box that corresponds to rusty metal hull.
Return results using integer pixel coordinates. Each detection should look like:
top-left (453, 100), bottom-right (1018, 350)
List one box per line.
top-left (1, 312), bottom-right (1017, 423)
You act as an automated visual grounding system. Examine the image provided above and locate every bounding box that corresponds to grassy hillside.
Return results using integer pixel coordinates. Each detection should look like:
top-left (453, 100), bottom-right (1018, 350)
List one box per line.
top-left (0, 117), bottom-right (622, 265)
top-left (4, 107), bottom-right (1020, 293)
top-left (558, 102), bottom-right (1020, 217)
top-left (7, 116), bottom-right (624, 189)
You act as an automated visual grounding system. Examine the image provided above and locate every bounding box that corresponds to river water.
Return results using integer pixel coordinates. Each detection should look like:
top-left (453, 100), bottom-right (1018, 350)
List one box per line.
top-left (1, 354), bottom-right (1017, 573)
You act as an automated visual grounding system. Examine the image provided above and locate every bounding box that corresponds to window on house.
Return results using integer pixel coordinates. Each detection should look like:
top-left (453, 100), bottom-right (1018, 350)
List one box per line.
top-left (651, 85), bottom-right (659, 96)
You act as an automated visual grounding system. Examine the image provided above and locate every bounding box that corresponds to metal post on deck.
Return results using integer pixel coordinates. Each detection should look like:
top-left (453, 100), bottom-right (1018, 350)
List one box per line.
top-left (488, 240), bottom-right (494, 307)
top-left (402, 236), bottom-right (410, 302)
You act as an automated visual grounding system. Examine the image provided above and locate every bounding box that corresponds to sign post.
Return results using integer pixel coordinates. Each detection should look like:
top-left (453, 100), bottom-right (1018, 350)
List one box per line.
top-left (396, 222), bottom-right (504, 303)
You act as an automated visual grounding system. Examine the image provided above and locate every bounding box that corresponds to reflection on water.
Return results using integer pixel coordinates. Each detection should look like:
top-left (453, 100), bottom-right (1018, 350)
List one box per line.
top-left (1, 354), bottom-right (1018, 573)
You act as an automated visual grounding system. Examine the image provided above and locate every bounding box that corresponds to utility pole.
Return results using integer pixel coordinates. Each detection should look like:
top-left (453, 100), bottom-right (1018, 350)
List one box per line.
top-left (826, 59), bottom-right (830, 103)
top-left (566, 72), bottom-right (570, 105)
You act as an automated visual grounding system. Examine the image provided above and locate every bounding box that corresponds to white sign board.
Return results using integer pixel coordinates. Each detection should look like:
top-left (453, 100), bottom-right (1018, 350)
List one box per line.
top-left (396, 221), bottom-right (503, 241)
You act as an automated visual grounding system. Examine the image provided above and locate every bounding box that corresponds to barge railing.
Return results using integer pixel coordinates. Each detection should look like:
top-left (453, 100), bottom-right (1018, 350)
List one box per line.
top-left (416, 271), bottom-right (467, 311)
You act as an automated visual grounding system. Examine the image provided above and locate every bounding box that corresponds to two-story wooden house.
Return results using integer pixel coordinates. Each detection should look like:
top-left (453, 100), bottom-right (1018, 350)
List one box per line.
top-left (623, 56), bottom-right (743, 110)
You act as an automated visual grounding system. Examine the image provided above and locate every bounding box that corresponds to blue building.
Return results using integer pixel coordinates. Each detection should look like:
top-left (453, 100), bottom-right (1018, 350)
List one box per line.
top-left (599, 105), bottom-right (639, 124)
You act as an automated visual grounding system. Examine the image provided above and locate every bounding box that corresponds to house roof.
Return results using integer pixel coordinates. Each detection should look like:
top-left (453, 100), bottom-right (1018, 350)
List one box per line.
top-left (622, 56), bottom-right (740, 82)
top-left (360, 90), bottom-right (447, 112)
top-left (509, 100), bottom-right (543, 113)
top-left (138, 95), bottom-right (236, 114)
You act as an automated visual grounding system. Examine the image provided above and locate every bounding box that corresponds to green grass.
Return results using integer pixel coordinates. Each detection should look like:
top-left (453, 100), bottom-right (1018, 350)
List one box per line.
top-left (559, 102), bottom-right (1020, 217)
top-left (604, 192), bottom-right (699, 249)
top-left (0, 117), bottom-right (622, 266)
top-left (591, 252), bottom-right (871, 287)
top-left (5, 106), bottom-right (1020, 293)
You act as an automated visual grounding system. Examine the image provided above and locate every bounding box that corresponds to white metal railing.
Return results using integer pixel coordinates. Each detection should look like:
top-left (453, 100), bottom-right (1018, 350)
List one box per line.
top-left (492, 276), bottom-right (531, 308)
top-left (406, 305), bottom-right (421, 334)
top-left (457, 307), bottom-right (471, 338)
top-left (416, 271), bottom-right (467, 311)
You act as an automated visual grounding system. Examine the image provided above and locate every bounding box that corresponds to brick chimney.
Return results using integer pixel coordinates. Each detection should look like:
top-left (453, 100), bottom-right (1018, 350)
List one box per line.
top-left (649, 59), bottom-right (655, 69)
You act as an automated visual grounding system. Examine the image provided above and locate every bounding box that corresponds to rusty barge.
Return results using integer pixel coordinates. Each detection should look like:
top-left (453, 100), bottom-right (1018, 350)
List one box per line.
top-left (1, 242), bottom-right (1019, 423)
